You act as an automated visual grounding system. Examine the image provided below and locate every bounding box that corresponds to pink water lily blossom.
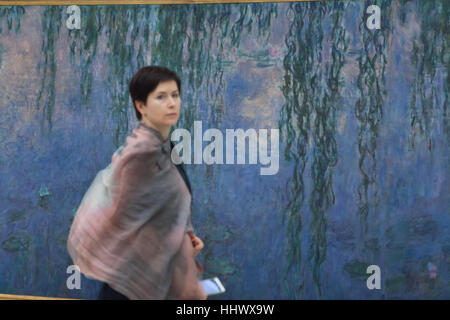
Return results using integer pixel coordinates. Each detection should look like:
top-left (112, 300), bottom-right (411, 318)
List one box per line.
top-left (268, 47), bottom-right (279, 57)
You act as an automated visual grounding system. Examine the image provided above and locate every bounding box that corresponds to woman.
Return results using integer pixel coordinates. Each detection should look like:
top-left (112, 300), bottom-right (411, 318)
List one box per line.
top-left (67, 66), bottom-right (206, 300)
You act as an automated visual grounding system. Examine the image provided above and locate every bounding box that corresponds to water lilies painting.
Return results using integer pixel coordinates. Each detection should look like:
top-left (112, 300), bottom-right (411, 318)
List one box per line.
top-left (0, 0), bottom-right (448, 299)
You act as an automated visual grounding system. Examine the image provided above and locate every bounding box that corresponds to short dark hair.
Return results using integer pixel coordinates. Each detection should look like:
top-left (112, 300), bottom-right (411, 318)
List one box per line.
top-left (129, 66), bottom-right (181, 120)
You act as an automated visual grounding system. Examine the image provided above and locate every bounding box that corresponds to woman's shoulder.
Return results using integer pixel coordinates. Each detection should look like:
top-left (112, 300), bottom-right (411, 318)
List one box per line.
top-left (111, 125), bottom-right (163, 166)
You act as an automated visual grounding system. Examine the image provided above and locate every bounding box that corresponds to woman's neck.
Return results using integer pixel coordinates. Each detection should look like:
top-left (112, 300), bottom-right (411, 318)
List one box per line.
top-left (141, 120), bottom-right (170, 142)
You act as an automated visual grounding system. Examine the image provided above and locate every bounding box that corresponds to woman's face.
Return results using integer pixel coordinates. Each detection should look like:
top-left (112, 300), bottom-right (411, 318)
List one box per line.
top-left (137, 80), bottom-right (181, 132)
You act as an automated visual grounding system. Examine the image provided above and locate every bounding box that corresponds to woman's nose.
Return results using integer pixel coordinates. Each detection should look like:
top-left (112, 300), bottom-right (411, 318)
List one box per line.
top-left (168, 96), bottom-right (176, 106)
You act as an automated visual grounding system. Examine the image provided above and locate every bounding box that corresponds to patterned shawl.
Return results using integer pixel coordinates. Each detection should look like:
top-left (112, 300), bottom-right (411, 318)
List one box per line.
top-left (67, 122), bottom-right (204, 299)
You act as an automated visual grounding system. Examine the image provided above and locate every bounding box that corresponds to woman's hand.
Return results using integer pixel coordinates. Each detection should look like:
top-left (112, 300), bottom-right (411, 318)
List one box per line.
top-left (187, 231), bottom-right (204, 256)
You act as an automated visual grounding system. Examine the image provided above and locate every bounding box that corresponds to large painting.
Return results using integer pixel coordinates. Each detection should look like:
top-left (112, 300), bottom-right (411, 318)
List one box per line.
top-left (0, 0), bottom-right (448, 299)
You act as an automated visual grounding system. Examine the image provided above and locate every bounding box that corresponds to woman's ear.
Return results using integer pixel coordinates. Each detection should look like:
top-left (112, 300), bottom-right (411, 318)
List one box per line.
top-left (135, 100), bottom-right (146, 115)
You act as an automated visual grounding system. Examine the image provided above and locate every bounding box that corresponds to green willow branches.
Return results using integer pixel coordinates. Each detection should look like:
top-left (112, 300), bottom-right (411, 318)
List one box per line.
top-left (68, 6), bottom-right (102, 107)
top-left (0, 6), bottom-right (25, 67)
top-left (34, 4), bottom-right (277, 144)
top-left (308, 0), bottom-right (348, 299)
top-left (354, 0), bottom-right (391, 247)
top-left (279, 2), bottom-right (311, 299)
top-left (36, 6), bottom-right (62, 134)
top-left (102, 6), bottom-right (155, 147)
top-left (406, 0), bottom-right (449, 149)
top-left (280, 1), bottom-right (348, 299)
